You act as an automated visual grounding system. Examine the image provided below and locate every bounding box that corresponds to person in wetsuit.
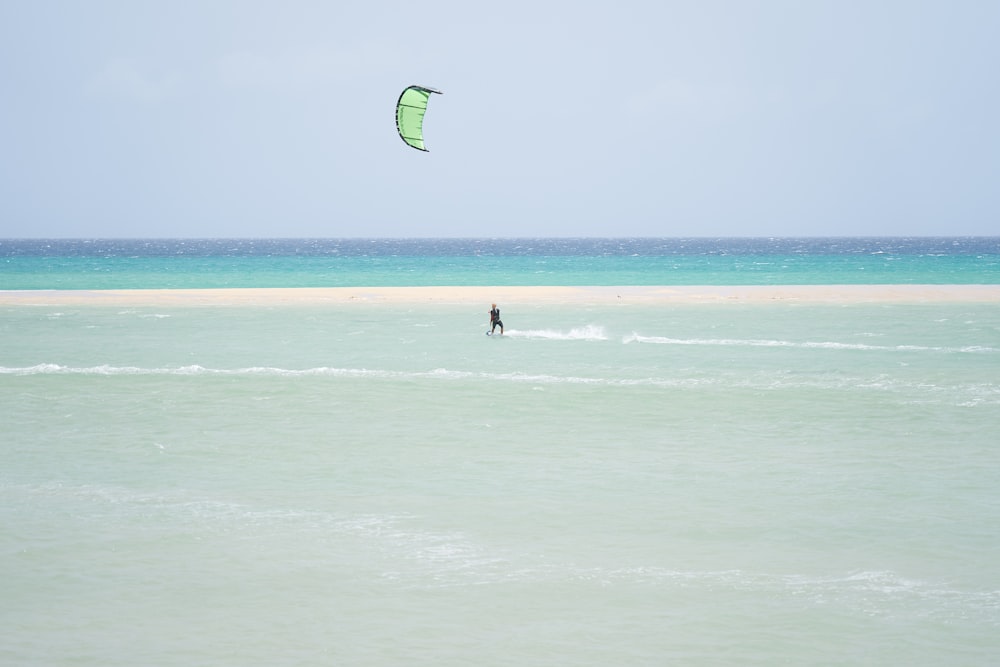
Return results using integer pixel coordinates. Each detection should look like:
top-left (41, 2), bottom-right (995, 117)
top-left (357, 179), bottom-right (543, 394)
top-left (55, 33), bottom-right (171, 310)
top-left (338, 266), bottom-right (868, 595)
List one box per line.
top-left (489, 303), bottom-right (504, 335)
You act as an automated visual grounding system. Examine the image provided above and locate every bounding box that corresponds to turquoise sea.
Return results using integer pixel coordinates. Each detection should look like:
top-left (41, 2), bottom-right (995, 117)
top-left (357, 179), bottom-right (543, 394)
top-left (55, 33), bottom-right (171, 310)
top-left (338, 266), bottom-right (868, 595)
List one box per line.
top-left (3, 238), bottom-right (1000, 665)
top-left (4, 237), bottom-right (1000, 289)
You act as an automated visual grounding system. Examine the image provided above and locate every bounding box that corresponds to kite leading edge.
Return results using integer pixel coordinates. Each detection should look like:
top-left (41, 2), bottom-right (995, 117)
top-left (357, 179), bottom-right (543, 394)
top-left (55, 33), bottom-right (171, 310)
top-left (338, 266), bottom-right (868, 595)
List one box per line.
top-left (396, 85), bottom-right (442, 152)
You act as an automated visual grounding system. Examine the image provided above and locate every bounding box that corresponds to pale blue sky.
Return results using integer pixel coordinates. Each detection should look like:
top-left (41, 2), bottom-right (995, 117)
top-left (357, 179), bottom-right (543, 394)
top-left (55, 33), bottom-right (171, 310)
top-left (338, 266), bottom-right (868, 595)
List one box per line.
top-left (2, 1), bottom-right (998, 237)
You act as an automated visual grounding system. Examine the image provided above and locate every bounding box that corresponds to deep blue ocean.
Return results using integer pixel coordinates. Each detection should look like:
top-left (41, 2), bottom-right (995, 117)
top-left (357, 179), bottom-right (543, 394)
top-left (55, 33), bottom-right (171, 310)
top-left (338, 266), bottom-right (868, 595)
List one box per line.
top-left (2, 237), bottom-right (999, 289)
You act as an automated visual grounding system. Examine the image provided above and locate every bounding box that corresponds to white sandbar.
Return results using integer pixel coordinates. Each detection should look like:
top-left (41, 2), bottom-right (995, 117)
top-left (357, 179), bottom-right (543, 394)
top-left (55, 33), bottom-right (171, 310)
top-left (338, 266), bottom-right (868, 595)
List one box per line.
top-left (1, 285), bottom-right (999, 307)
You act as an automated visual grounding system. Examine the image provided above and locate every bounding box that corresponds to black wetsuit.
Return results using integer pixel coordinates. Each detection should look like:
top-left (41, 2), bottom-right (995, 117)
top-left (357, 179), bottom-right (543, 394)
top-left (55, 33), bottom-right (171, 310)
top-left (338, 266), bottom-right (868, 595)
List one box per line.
top-left (490, 307), bottom-right (503, 333)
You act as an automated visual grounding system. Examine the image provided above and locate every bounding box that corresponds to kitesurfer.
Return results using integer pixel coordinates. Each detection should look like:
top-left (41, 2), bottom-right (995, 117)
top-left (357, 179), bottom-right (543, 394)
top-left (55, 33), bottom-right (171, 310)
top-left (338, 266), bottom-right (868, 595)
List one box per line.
top-left (489, 303), bottom-right (504, 335)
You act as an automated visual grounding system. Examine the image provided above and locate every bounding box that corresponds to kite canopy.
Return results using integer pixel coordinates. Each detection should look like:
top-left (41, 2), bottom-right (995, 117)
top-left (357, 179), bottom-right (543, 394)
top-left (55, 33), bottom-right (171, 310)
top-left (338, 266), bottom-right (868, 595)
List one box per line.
top-left (396, 85), bottom-right (442, 151)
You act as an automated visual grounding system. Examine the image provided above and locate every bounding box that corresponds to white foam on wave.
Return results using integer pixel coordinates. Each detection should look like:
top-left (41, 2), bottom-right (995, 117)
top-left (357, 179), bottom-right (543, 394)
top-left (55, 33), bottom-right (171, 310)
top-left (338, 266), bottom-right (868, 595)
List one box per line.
top-left (506, 325), bottom-right (607, 341)
top-left (0, 364), bottom-right (604, 385)
top-left (2, 363), bottom-right (66, 375)
top-left (0, 364), bottom-right (403, 379)
top-left (623, 334), bottom-right (998, 354)
top-left (0, 363), bottom-right (149, 375)
top-left (115, 309), bottom-right (170, 319)
top-left (5, 363), bottom-right (996, 405)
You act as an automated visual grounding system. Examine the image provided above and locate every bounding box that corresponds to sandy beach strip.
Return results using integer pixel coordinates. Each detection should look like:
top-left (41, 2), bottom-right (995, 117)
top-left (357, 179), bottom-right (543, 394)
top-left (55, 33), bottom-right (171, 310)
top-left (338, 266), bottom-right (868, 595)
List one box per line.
top-left (1, 285), bottom-right (999, 307)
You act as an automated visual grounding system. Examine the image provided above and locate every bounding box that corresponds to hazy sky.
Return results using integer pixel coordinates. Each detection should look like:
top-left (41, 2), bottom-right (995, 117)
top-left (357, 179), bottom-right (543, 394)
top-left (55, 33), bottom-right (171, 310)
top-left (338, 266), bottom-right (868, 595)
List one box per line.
top-left (2, 1), bottom-right (998, 238)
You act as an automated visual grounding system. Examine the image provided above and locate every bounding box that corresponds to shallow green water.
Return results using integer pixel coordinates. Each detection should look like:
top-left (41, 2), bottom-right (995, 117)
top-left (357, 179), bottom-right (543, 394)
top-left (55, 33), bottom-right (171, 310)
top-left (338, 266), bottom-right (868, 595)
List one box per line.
top-left (3, 300), bottom-right (999, 665)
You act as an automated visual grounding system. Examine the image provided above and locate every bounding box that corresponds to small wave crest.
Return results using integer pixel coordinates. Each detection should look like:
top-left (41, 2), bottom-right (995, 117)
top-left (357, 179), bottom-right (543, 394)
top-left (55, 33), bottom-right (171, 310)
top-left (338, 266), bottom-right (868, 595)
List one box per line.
top-left (0, 363), bottom-right (396, 378)
top-left (622, 334), bottom-right (998, 354)
top-left (4, 363), bottom-right (996, 405)
top-left (506, 325), bottom-right (607, 341)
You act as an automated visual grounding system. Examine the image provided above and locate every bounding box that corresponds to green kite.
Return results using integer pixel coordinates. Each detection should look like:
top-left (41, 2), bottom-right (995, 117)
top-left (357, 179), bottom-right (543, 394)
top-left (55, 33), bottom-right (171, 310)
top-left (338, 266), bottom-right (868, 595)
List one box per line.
top-left (395, 85), bottom-right (442, 152)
